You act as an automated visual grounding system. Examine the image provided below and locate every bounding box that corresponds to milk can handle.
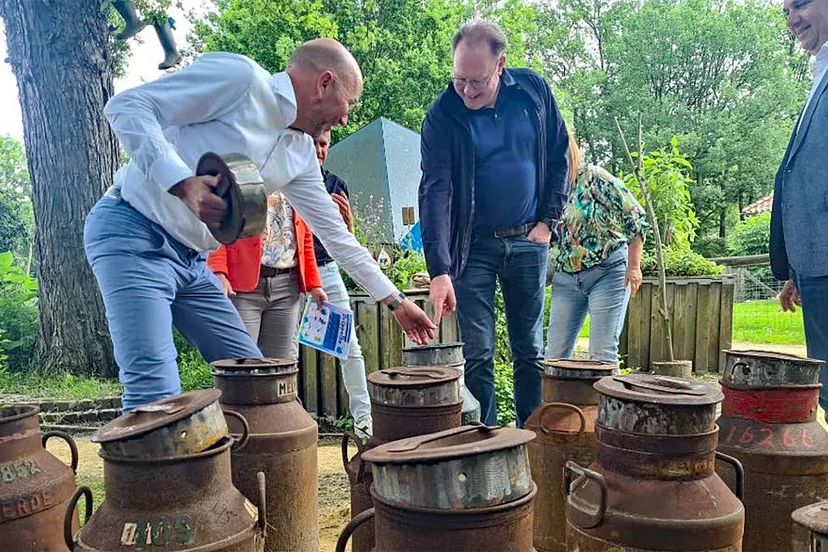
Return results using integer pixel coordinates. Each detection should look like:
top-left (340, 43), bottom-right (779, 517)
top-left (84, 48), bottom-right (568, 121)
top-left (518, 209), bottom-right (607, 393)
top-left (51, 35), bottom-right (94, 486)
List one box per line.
top-left (341, 430), bottom-right (368, 483)
top-left (715, 451), bottom-right (744, 500)
top-left (64, 485), bottom-right (93, 549)
top-left (335, 508), bottom-right (375, 552)
top-left (563, 461), bottom-right (607, 529)
top-left (42, 430), bottom-right (79, 474)
top-left (256, 471), bottom-right (267, 536)
top-left (223, 410), bottom-right (250, 452)
top-left (537, 403), bottom-right (587, 437)
top-left (729, 361), bottom-right (749, 379)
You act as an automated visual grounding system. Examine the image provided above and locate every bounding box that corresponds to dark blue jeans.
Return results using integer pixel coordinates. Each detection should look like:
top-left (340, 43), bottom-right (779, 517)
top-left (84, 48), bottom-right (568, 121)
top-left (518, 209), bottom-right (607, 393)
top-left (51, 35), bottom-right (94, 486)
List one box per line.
top-left (795, 274), bottom-right (828, 416)
top-left (454, 234), bottom-right (548, 427)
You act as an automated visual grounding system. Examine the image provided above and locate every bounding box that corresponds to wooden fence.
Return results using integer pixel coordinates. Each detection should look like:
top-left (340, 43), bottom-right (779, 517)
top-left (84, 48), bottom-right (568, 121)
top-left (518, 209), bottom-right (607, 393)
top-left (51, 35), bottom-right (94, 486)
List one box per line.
top-left (619, 276), bottom-right (734, 374)
top-left (297, 290), bottom-right (458, 419)
top-left (299, 277), bottom-right (734, 418)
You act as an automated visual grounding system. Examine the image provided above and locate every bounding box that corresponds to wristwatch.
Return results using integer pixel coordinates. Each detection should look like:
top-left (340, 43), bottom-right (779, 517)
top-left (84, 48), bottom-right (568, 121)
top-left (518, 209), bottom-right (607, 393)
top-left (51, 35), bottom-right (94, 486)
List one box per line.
top-left (386, 291), bottom-right (407, 312)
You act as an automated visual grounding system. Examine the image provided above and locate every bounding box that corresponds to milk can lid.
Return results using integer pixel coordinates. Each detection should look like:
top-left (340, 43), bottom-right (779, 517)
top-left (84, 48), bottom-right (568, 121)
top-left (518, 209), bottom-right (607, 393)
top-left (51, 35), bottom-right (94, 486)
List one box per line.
top-left (211, 357), bottom-right (297, 375)
top-left (368, 366), bottom-right (462, 388)
top-left (594, 374), bottom-right (723, 405)
top-left (543, 359), bottom-right (617, 378)
top-left (363, 424), bottom-right (535, 464)
top-left (401, 342), bottom-right (464, 352)
top-left (792, 501), bottom-right (828, 534)
top-left (92, 389), bottom-right (221, 444)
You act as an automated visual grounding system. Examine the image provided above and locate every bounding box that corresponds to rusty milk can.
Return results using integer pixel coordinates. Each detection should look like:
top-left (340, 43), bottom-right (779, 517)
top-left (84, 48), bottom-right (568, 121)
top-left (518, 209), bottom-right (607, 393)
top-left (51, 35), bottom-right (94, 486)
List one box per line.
top-left (0, 404), bottom-right (79, 552)
top-left (793, 500), bottom-right (828, 551)
top-left (67, 390), bottom-right (265, 552)
top-left (343, 365), bottom-right (463, 552)
top-left (213, 358), bottom-right (318, 552)
top-left (337, 424), bottom-right (537, 552)
top-left (524, 359), bottom-right (616, 552)
top-left (402, 342), bottom-right (481, 424)
top-left (716, 350), bottom-right (828, 552)
top-left (566, 374), bottom-right (745, 551)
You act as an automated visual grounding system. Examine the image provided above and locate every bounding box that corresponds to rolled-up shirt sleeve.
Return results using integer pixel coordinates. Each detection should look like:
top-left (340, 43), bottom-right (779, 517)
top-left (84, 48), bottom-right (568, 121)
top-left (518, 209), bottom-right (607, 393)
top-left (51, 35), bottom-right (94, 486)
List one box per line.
top-left (281, 158), bottom-right (398, 301)
top-left (103, 53), bottom-right (254, 191)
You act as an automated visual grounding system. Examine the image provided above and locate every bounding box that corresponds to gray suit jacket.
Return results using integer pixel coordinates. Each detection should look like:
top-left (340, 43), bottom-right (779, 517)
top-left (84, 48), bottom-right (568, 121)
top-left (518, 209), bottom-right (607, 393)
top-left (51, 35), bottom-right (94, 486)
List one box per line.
top-left (770, 73), bottom-right (828, 281)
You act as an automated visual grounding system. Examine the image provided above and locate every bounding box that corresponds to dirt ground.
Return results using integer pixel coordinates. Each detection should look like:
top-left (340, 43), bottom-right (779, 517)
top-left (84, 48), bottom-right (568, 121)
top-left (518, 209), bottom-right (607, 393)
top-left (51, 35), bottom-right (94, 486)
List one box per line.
top-left (48, 436), bottom-right (354, 552)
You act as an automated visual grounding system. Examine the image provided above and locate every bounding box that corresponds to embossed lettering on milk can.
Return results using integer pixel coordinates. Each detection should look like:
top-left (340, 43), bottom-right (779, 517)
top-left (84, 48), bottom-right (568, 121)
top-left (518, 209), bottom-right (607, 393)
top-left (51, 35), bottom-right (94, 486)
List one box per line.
top-left (212, 358), bottom-right (318, 552)
top-left (337, 424), bottom-right (537, 552)
top-left (566, 374), bottom-right (745, 552)
top-left (524, 359), bottom-right (616, 552)
top-left (716, 350), bottom-right (828, 552)
top-left (0, 404), bottom-right (79, 552)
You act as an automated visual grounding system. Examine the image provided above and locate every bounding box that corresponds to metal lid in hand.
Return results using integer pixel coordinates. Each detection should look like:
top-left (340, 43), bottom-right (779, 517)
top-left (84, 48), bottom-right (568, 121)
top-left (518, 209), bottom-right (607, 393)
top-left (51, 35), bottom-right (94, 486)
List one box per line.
top-left (363, 424), bottom-right (535, 465)
top-left (543, 359), bottom-right (618, 379)
top-left (368, 366), bottom-right (462, 388)
top-left (195, 152), bottom-right (267, 245)
top-left (211, 357), bottom-right (298, 376)
top-left (92, 389), bottom-right (222, 444)
top-left (594, 374), bottom-right (723, 406)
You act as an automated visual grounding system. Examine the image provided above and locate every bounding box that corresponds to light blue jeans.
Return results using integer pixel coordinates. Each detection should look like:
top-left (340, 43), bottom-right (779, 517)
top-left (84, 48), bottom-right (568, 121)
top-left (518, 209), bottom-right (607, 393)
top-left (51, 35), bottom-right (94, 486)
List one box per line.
top-left (84, 195), bottom-right (262, 411)
top-left (545, 246), bottom-right (630, 363)
top-left (316, 262), bottom-right (371, 422)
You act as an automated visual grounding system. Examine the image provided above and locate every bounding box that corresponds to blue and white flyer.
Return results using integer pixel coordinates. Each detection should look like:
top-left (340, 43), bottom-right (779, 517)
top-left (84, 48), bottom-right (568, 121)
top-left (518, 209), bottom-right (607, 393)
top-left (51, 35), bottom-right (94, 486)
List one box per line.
top-left (297, 298), bottom-right (353, 360)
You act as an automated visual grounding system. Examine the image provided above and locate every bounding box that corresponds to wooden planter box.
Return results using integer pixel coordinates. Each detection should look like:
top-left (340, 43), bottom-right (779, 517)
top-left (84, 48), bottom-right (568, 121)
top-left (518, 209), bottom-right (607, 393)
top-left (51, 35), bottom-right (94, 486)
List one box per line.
top-left (620, 276), bottom-right (734, 374)
top-left (297, 289), bottom-right (459, 418)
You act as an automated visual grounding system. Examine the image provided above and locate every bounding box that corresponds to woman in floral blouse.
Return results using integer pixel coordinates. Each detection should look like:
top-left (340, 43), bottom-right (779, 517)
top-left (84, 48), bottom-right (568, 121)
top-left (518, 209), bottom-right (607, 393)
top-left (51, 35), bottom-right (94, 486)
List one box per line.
top-left (545, 129), bottom-right (648, 363)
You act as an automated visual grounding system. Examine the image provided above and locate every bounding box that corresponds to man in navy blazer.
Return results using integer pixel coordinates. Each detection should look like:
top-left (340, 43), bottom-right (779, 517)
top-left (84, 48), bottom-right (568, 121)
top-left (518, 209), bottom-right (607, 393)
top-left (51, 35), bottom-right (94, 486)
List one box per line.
top-left (771, 0), bottom-right (828, 413)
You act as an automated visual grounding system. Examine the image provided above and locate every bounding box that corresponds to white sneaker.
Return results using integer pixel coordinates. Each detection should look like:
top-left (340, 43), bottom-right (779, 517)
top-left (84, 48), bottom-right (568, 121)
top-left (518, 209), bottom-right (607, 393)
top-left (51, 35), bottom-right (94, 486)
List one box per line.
top-left (354, 414), bottom-right (373, 441)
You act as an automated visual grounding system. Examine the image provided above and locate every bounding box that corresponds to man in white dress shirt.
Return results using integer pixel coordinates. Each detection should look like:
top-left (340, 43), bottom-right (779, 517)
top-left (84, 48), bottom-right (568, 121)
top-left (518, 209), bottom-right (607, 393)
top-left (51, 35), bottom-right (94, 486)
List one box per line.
top-left (85, 39), bottom-right (435, 411)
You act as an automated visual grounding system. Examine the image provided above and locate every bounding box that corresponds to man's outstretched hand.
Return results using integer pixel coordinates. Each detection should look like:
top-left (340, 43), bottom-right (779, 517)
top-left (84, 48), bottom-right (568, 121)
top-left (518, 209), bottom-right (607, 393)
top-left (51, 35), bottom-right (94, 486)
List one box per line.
top-left (390, 299), bottom-right (437, 345)
top-left (170, 175), bottom-right (227, 227)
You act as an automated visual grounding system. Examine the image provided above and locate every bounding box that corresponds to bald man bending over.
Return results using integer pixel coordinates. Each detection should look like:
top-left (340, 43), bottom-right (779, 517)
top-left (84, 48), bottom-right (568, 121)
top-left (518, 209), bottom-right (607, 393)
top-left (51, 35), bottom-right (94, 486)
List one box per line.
top-left (85, 39), bottom-right (436, 411)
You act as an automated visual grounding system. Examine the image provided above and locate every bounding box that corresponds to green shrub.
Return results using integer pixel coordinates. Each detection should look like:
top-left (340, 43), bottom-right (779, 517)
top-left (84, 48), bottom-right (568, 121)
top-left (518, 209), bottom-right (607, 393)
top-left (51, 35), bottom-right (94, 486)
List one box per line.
top-left (641, 247), bottom-right (723, 277)
top-left (692, 235), bottom-right (728, 258)
top-left (728, 213), bottom-right (770, 256)
top-left (0, 251), bottom-right (37, 370)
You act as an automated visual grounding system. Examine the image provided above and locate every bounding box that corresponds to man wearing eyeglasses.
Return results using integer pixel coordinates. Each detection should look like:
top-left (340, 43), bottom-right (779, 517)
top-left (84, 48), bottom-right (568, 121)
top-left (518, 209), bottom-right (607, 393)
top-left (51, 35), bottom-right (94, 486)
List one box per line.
top-left (419, 19), bottom-right (570, 427)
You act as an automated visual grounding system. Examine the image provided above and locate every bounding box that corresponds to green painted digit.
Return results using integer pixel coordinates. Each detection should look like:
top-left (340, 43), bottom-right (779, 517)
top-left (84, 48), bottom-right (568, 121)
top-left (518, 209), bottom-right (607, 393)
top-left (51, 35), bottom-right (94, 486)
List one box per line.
top-left (151, 517), bottom-right (169, 546)
top-left (0, 465), bottom-right (14, 482)
top-left (175, 516), bottom-right (193, 544)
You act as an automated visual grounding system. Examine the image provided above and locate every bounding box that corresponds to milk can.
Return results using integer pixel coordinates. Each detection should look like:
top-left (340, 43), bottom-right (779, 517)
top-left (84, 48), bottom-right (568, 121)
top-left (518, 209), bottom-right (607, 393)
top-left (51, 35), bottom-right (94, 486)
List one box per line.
top-left (66, 390), bottom-right (265, 551)
top-left (212, 358), bottom-right (318, 552)
top-left (524, 359), bottom-right (615, 552)
top-left (792, 500), bottom-right (828, 551)
top-left (0, 404), bottom-right (79, 552)
top-left (343, 366), bottom-right (463, 552)
top-left (337, 424), bottom-right (537, 552)
top-left (402, 342), bottom-right (481, 424)
top-left (716, 350), bottom-right (828, 551)
top-left (566, 374), bottom-right (745, 551)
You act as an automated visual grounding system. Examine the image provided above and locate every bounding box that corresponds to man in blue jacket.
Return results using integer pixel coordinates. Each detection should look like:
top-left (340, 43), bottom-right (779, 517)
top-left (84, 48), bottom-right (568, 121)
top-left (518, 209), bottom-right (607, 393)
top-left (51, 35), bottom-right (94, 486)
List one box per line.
top-left (419, 19), bottom-right (569, 427)
top-left (771, 0), bottom-right (828, 415)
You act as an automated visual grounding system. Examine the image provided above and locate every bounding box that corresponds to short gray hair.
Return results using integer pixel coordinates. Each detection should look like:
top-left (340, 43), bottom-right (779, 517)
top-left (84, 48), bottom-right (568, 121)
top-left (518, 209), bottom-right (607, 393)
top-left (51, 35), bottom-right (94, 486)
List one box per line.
top-left (452, 19), bottom-right (508, 57)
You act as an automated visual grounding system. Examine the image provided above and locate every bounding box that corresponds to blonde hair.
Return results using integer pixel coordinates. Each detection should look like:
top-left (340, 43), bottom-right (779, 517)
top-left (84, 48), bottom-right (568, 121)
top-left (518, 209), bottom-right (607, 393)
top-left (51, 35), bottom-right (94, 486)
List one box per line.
top-left (566, 124), bottom-right (582, 188)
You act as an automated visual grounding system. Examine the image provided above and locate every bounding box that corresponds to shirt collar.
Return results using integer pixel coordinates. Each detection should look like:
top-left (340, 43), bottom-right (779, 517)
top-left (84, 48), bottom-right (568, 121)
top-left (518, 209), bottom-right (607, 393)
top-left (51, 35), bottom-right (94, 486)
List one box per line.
top-left (270, 71), bottom-right (298, 127)
top-left (814, 42), bottom-right (828, 71)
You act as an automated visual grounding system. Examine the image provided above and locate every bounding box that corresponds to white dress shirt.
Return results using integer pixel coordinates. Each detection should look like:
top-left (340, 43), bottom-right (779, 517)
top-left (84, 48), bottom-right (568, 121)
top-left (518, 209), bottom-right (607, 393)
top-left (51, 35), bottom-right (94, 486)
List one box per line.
top-left (799, 42), bottom-right (828, 132)
top-left (104, 52), bottom-right (396, 301)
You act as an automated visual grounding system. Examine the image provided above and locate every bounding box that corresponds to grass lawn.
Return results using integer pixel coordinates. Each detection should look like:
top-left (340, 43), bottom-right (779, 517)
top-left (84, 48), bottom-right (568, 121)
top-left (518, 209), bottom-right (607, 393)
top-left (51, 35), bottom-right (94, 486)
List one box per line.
top-left (575, 299), bottom-right (803, 345)
top-left (731, 299), bottom-right (804, 345)
top-left (0, 370), bottom-right (122, 399)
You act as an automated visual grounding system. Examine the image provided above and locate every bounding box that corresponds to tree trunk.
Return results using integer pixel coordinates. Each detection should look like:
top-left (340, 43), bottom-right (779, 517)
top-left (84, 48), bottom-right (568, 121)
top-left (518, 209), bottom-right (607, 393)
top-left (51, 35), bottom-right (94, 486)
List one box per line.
top-left (1, 0), bottom-right (118, 377)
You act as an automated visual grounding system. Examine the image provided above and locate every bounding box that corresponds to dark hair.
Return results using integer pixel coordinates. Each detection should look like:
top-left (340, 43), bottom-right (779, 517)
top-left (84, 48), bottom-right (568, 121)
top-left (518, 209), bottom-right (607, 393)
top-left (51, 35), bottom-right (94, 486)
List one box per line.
top-left (452, 19), bottom-right (508, 57)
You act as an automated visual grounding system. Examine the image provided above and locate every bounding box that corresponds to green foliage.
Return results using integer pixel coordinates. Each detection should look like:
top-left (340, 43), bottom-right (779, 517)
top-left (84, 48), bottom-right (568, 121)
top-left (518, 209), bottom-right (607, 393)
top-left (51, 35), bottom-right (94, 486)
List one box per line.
top-left (385, 249), bottom-right (428, 290)
top-left (0, 136), bottom-right (33, 267)
top-left (494, 285), bottom-right (516, 425)
top-left (0, 252), bottom-right (37, 370)
top-left (623, 139), bottom-right (698, 250)
top-left (641, 246), bottom-right (723, 277)
top-left (174, 330), bottom-right (213, 391)
top-left (727, 213), bottom-right (770, 256)
top-left (0, 369), bottom-right (122, 399)
top-left (692, 235), bottom-right (728, 259)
